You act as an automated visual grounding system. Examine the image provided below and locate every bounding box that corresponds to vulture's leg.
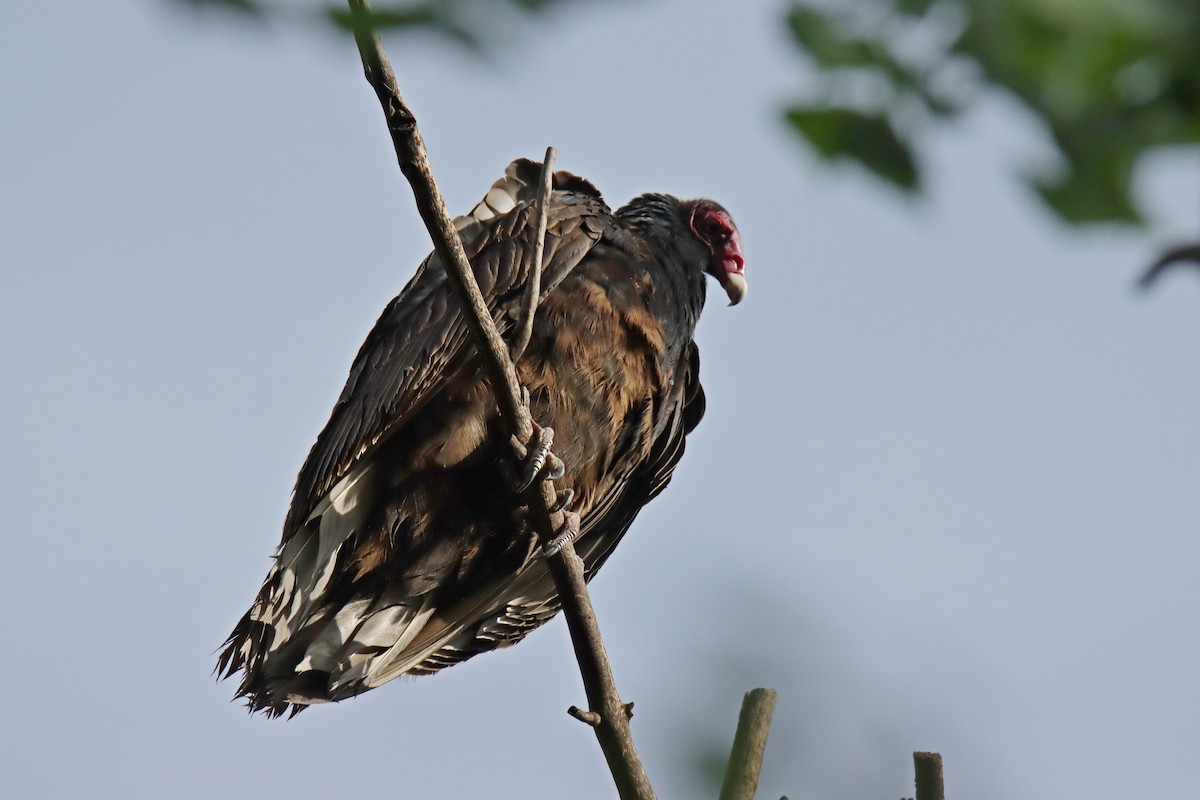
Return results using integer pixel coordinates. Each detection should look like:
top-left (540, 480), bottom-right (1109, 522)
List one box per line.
top-left (505, 387), bottom-right (577, 549)
top-left (539, 510), bottom-right (582, 558)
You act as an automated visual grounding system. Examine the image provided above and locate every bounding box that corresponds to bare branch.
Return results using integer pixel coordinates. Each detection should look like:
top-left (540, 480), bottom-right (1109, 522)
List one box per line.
top-left (719, 688), bottom-right (779, 800)
top-left (511, 146), bottom-right (556, 361)
top-left (542, 542), bottom-right (656, 799)
top-left (914, 752), bottom-right (945, 800)
top-left (345, 0), bottom-right (529, 438)
top-left (1138, 241), bottom-right (1200, 290)
top-left (344, 4), bottom-right (654, 798)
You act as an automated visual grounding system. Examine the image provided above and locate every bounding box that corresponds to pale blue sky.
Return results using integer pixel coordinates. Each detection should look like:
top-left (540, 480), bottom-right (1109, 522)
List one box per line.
top-left (3, 2), bottom-right (1198, 798)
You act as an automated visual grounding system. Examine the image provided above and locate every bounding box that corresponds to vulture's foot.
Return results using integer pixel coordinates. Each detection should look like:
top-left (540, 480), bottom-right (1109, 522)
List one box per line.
top-left (511, 488), bottom-right (574, 525)
top-left (549, 487), bottom-right (574, 513)
top-left (513, 424), bottom-right (565, 492)
top-left (539, 510), bottom-right (582, 558)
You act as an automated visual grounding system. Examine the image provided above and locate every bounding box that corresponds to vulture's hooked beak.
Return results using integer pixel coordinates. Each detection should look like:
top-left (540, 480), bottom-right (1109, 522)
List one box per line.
top-left (714, 229), bottom-right (747, 306)
top-left (719, 254), bottom-right (747, 306)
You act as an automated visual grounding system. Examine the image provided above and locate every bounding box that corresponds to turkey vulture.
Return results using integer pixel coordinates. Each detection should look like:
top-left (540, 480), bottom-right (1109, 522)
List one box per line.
top-left (218, 159), bottom-right (746, 716)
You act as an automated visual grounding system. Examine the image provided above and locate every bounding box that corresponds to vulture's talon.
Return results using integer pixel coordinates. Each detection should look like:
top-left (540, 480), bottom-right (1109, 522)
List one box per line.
top-left (514, 425), bottom-right (556, 492)
top-left (549, 488), bottom-right (574, 514)
top-left (543, 452), bottom-right (566, 481)
top-left (539, 511), bottom-right (581, 558)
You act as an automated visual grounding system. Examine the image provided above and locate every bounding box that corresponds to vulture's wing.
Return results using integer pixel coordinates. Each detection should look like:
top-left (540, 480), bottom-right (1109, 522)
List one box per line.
top-left (284, 162), bottom-right (610, 536)
top-left (576, 341), bottom-right (707, 575)
top-left (218, 163), bottom-right (610, 707)
top-left (386, 343), bottom-right (707, 677)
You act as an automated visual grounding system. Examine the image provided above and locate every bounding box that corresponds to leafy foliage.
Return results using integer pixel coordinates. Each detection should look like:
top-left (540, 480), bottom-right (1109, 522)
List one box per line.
top-left (171, 0), bottom-right (579, 50)
top-left (785, 107), bottom-right (919, 190)
top-left (784, 0), bottom-right (1200, 225)
top-left (176, 0), bottom-right (1198, 235)
top-left (327, 2), bottom-right (480, 49)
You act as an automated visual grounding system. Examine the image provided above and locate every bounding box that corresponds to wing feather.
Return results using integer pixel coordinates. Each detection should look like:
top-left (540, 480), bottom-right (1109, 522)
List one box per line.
top-left (388, 343), bottom-right (707, 676)
top-left (220, 162), bottom-right (610, 713)
top-left (284, 164), bottom-right (610, 537)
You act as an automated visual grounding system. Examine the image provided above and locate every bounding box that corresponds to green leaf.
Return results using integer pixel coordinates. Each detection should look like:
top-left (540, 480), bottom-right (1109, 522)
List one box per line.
top-left (895, 0), bottom-right (937, 15)
top-left (328, 4), bottom-right (438, 33)
top-left (786, 4), bottom-right (888, 70)
top-left (786, 3), bottom-right (964, 118)
top-left (1033, 168), bottom-right (1142, 225)
top-left (327, 3), bottom-right (482, 50)
top-left (785, 106), bottom-right (920, 190)
top-left (508, 0), bottom-right (562, 9)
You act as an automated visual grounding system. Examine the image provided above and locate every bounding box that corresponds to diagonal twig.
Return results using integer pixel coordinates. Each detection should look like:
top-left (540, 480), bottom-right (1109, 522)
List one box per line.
top-left (344, 0), bottom-right (527, 435)
top-left (511, 145), bottom-right (556, 361)
top-left (344, 3), bottom-right (655, 798)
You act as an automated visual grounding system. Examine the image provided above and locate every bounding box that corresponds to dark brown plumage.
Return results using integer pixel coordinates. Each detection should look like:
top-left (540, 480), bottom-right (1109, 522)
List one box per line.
top-left (218, 159), bottom-right (746, 716)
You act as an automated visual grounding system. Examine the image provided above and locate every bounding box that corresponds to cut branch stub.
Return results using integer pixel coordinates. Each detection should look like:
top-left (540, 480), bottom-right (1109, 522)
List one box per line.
top-left (719, 688), bottom-right (779, 800)
top-left (914, 751), bottom-right (945, 800)
top-left (568, 706), bottom-right (602, 727)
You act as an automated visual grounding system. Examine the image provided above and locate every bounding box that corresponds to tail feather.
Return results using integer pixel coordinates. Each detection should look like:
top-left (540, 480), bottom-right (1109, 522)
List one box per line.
top-left (218, 467), bottom-right (628, 715)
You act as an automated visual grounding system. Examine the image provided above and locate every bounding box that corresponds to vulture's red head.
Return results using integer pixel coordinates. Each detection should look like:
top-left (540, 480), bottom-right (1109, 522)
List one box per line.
top-left (688, 200), bottom-right (747, 306)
